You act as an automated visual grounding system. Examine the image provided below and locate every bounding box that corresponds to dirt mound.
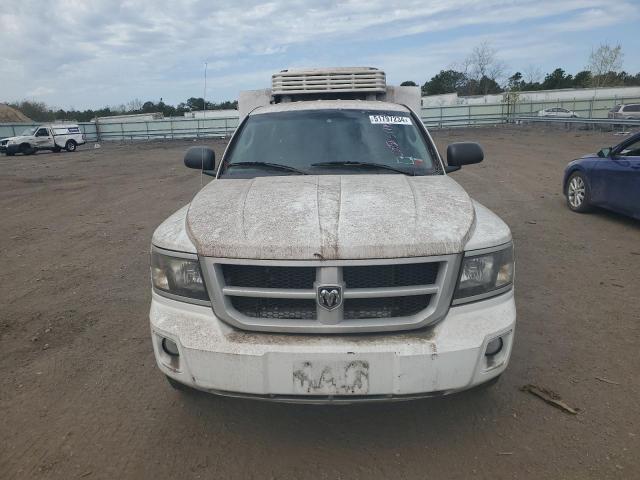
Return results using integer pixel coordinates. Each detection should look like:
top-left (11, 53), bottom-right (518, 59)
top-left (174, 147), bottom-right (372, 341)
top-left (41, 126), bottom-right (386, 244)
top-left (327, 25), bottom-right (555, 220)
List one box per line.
top-left (0, 104), bottom-right (32, 122)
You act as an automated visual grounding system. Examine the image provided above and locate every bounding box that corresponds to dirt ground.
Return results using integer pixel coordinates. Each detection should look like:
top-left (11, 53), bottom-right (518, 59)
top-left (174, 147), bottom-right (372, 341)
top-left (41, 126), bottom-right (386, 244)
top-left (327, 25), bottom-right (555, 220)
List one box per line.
top-left (1, 126), bottom-right (639, 479)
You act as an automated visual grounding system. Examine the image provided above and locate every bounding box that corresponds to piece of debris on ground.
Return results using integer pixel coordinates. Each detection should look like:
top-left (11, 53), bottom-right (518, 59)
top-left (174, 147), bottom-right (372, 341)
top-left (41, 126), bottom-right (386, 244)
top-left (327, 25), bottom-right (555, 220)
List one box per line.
top-left (520, 384), bottom-right (580, 415)
top-left (595, 377), bottom-right (620, 385)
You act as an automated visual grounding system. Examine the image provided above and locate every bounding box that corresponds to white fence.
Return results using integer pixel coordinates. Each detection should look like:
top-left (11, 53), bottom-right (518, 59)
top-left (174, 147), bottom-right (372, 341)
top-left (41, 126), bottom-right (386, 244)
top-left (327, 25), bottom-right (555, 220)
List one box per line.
top-left (421, 95), bottom-right (640, 128)
top-left (1, 94), bottom-right (638, 141)
top-left (0, 117), bottom-right (239, 142)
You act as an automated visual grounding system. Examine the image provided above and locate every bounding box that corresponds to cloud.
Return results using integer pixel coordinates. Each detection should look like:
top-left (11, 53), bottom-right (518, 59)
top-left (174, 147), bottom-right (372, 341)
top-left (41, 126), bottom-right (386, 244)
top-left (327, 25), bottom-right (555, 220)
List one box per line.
top-left (27, 86), bottom-right (55, 97)
top-left (0, 0), bottom-right (638, 108)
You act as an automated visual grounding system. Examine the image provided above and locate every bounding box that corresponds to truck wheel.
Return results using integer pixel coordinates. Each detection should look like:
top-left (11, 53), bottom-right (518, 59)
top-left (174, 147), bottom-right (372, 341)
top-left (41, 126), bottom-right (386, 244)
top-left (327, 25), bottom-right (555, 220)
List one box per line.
top-left (65, 140), bottom-right (77, 152)
top-left (166, 375), bottom-right (190, 391)
top-left (565, 171), bottom-right (592, 213)
top-left (20, 143), bottom-right (35, 155)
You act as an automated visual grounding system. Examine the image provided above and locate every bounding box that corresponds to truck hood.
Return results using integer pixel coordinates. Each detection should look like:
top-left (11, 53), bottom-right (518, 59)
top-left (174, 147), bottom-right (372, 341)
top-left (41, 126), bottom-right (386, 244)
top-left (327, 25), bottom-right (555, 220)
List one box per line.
top-left (186, 175), bottom-right (476, 260)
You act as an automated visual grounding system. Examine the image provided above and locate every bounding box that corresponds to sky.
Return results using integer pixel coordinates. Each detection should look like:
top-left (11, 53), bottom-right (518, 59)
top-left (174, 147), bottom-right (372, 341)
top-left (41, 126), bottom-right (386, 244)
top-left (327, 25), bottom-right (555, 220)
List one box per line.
top-left (1, 0), bottom-right (639, 110)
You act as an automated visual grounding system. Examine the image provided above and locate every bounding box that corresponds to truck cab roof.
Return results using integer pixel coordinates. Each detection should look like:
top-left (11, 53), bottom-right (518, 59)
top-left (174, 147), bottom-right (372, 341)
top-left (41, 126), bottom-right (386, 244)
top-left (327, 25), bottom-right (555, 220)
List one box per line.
top-left (250, 100), bottom-right (409, 116)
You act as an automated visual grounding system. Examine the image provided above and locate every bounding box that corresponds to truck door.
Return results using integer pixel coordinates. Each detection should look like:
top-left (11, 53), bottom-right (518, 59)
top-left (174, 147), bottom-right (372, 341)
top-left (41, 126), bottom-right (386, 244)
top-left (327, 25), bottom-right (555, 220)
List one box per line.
top-left (34, 128), bottom-right (54, 148)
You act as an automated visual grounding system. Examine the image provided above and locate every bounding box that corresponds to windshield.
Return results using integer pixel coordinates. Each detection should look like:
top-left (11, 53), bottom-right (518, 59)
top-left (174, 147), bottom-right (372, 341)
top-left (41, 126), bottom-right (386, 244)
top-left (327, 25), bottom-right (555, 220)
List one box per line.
top-left (610, 105), bottom-right (621, 113)
top-left (220, 109), bottom-right (440, 177)
top-left (20, 126), bottom-right (39, 136)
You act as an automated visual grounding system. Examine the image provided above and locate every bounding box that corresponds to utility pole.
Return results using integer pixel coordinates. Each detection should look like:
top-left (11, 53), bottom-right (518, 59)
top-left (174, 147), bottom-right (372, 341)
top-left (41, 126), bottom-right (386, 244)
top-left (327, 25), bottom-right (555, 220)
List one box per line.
top-left (203, 62), bottom-right (208, 118)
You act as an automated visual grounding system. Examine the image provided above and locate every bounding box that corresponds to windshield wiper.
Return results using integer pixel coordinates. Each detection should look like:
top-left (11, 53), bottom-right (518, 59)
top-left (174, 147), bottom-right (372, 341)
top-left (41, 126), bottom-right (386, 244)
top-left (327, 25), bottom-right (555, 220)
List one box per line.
top-left (310, 161), bottom-right (413, 175)
top-left (226, 162), bottom-right (308, 175)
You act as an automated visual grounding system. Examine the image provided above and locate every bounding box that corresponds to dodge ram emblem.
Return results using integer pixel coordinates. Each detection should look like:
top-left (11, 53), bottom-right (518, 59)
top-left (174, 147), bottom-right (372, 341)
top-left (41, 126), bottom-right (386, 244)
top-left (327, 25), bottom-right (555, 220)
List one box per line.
top-left (317, 286), bottom-right (342, 310)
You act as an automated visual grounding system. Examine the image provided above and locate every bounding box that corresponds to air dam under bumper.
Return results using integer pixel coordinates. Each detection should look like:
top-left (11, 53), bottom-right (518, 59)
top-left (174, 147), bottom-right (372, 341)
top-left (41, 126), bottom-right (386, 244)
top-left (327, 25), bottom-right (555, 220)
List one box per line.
top-left (150, 290), bottom-right (515, 403)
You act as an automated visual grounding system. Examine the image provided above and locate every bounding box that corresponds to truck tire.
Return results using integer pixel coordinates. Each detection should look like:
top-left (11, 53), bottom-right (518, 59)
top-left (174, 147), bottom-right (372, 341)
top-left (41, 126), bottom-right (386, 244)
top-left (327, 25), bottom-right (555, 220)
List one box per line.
top-left (65, 140), bottom-right (77, 152)
top-left (565, 171), bottom-right (592, 213)
top-left (20, 143), bottom-right (35, 155)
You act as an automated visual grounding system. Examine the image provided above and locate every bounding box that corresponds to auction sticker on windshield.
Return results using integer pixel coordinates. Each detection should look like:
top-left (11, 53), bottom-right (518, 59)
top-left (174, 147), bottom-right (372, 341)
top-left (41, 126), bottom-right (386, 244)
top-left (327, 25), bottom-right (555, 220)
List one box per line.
top-left (369, 115), bottom-right (412, 125)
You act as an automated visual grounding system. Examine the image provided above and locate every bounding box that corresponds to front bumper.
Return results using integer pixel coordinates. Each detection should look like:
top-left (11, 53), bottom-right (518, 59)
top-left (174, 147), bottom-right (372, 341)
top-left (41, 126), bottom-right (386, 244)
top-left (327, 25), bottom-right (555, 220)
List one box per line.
top-left (150, 289), bottom-right (516, 403)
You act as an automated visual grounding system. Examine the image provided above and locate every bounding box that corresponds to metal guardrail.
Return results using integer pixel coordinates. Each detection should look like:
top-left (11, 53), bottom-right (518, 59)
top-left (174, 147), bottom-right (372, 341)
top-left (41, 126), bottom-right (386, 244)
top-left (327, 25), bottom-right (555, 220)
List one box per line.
top-left (421, 115), bottom-right (640, 129)
top-left (421, 94), bottom-right (640, 128)
top-left (512, 116), bottom-right (640, 126)
top-left (0, 118), bottom-right (239, 142)
top-left (2, 110), bottom-right (638, 144)
top-left (421, 114), bottom-right (506, 129)
top-left (2, 94), bottom-right (639, 139)
top-left (95, 117), bottom-right (238, 141)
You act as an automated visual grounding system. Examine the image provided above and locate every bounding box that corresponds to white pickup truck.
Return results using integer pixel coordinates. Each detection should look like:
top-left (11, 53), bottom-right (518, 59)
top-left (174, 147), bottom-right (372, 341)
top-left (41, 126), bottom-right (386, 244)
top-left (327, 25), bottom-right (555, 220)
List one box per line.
top-left (149, 67), bottom-right (516, 403)
top-left (1, 124), bottom-right (85, 156)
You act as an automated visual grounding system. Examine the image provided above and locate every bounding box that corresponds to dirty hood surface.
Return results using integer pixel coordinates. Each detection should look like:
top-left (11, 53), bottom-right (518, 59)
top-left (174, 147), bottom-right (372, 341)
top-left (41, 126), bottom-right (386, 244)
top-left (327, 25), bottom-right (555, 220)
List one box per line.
top-left (186, 175), bottom-right (475, 260)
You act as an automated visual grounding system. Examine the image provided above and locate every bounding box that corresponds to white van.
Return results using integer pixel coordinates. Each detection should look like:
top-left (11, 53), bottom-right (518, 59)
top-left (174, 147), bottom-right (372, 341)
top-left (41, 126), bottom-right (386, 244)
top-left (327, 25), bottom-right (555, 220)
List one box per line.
top-left (608, 104), bottom-right (640, 120)
top-left (1, 124), bottom-right (86, 156)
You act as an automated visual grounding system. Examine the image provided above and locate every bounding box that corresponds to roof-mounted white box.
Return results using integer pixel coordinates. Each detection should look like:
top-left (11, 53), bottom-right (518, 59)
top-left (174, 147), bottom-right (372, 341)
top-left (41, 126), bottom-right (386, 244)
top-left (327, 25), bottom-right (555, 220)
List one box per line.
top-left (238, 67), bottom-right (421, 122)
top-left (272, 67), bottom-right (386, 96)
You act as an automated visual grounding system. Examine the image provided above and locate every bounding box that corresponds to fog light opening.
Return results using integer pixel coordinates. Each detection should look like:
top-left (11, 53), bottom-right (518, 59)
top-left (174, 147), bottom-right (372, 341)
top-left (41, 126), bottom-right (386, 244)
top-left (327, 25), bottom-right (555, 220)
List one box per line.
top-left (162, 338), bottom-right (180, 357)
top-left (485, 337), bottom-right (503, 357)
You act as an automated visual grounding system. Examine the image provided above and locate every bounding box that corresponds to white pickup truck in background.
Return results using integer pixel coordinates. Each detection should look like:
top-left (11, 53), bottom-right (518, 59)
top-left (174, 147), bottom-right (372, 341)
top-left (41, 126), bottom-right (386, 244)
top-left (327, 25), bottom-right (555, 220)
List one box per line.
top-left (1, 124), bottom-right (86, 156)
top-left (149, 67), bottom-right (516, 403)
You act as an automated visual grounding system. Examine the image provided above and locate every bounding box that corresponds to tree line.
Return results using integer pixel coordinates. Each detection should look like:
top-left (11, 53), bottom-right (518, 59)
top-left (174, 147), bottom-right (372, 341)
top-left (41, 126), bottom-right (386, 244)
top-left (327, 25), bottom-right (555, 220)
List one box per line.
top-left (412, 68), bottom-right (640, 97)
top-left (401, 43), bottom-right (638, 97)
top-left (6, 43), bottom-right (635, 122)
top-left (8, 97), bottom-right (238, 123)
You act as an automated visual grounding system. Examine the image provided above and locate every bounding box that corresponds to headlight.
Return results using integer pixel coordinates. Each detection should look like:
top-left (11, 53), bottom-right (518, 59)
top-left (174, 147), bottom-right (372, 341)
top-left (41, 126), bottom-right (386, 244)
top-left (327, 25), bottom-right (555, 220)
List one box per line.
top-left (453, 243), bottom-right (514, 304)
top-left (151, 250), bottom-right (209, 302)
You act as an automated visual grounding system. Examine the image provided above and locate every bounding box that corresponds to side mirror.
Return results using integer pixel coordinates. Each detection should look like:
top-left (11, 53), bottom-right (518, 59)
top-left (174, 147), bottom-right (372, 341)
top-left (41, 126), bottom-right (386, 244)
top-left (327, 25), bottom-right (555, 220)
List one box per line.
top-left (184, 146), bottom-right (215, 171)
top-left (597, 147), bottom-right (611, 158)
top-left (445, 142), bottom-right (484, 172)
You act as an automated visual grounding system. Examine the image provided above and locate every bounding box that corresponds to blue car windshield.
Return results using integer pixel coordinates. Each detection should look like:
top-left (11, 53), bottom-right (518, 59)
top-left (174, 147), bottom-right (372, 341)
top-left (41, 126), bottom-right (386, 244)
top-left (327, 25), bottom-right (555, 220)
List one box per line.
top-left (221, 109), bottom-right (441, 176)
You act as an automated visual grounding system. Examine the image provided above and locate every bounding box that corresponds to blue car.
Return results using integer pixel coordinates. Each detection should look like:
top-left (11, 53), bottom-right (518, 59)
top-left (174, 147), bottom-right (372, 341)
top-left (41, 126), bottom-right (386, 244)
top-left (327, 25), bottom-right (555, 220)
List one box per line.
top-left (563, 132), bottom-right (640, 220)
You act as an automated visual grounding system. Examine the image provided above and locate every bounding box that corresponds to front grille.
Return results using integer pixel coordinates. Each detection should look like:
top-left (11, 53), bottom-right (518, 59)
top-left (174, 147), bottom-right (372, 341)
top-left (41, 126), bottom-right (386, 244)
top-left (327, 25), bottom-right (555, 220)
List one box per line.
top-left (207, 256), bottom-right (457, 333)
top-left (222, 264), bottom-right (315, 289)
top-left (344, 295), bottom-right (431, 320)
top-left (343, 263), bottom-right (439, 288)
top-left (231, 297), bottom-right (316, 320)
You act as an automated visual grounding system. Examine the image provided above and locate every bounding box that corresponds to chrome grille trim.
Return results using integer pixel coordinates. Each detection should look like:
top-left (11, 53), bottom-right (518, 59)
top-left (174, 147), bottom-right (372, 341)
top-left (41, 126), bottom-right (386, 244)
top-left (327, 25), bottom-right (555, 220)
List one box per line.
top-left (222, 286), bottom-right (316, 299)
top-left (344, 285), bottom-right (439, 298)
top-left (199, 255), bottom-right (461, 334)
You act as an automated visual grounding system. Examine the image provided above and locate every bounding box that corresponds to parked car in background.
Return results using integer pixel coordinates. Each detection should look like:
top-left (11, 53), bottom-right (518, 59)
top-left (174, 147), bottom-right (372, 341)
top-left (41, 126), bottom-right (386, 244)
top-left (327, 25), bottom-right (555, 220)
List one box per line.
top-left (1, 124), bottom-right (85, 156)
top-left (607, 104), bottom-right (640, 120)
top-left (538, 107), bottom-right (578, 118)
top-left (563, 132), bottom-right (640, 219)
